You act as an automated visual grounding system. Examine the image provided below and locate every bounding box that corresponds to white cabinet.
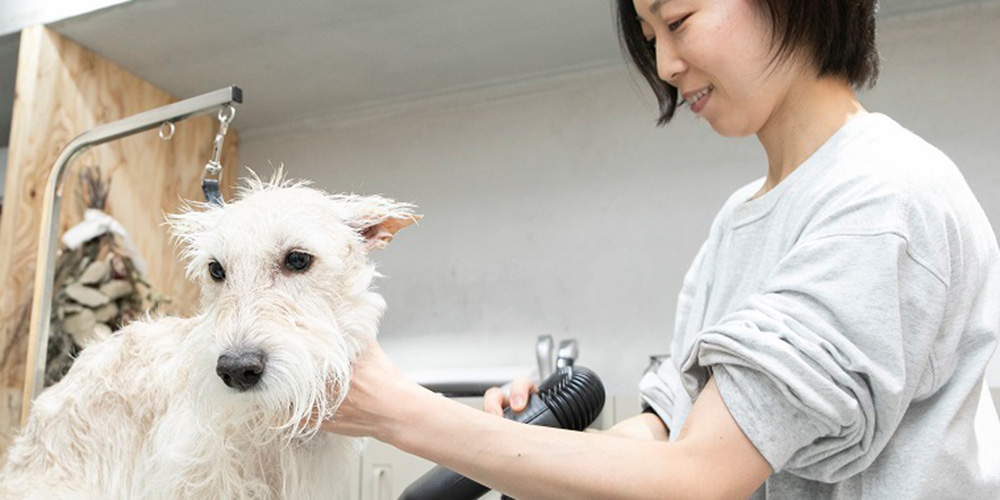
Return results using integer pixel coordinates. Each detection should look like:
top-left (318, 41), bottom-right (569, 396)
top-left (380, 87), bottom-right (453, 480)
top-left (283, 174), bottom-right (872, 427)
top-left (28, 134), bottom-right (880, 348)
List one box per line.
top-left (354, 397), bottom-right (501, 500)
top-left (359, 439), bottom-right (503, 500)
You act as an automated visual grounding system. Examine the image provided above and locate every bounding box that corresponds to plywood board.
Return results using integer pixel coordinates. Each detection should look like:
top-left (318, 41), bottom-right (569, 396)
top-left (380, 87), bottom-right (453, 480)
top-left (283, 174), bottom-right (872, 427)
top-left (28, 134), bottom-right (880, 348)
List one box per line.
top-left (0, 25), bottom-right (239, 450)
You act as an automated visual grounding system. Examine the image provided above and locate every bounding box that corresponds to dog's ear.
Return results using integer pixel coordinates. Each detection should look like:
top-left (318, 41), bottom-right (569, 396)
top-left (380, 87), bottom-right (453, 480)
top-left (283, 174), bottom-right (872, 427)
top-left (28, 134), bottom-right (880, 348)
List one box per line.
top-left (336, 194), bottom-right (421, 252)
top-left (359, 214), bottom-right (422, 251)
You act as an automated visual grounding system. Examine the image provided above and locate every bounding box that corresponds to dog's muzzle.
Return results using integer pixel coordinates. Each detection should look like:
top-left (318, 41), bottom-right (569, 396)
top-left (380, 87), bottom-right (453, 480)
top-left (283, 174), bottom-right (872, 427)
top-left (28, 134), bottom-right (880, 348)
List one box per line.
top-left (216, 348), bottom-right (266, 391)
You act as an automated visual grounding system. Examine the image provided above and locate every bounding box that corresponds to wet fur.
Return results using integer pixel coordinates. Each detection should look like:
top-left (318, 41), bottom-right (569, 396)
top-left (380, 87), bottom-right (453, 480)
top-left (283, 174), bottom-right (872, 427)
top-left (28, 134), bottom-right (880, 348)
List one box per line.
top-left (0, 171), bottom-right (417, 499)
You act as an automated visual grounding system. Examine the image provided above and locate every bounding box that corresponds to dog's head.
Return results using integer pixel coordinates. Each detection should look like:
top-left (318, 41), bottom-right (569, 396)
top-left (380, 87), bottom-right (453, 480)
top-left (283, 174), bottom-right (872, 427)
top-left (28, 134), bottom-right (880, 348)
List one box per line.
top-left (167, 170), bottom-right (418, 436)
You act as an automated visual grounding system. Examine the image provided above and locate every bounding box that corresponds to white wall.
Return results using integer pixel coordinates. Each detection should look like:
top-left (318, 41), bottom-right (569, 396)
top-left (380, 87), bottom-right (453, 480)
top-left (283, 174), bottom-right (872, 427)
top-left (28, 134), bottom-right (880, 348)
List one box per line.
top-left (241, 3), bottom-right (1000, 395)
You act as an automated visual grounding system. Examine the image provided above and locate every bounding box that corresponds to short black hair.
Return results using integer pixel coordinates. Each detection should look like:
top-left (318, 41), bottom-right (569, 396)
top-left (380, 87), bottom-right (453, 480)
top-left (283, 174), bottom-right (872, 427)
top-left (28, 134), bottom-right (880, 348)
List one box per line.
top-left (615, 0), bottom-right (880, 126)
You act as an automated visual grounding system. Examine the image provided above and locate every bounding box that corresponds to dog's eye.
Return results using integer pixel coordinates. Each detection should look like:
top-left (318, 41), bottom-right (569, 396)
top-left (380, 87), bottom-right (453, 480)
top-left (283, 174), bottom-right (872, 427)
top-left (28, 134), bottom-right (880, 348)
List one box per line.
top-left (285, 251), bottom-right (313, 272)
top-left (208, 261), bottom-right (226, 282)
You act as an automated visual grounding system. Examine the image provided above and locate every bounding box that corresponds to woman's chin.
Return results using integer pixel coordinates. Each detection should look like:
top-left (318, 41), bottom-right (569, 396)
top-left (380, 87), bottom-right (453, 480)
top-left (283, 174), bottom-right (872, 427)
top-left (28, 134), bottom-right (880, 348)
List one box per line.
top-left (706, 116), bottom-right (758, 138)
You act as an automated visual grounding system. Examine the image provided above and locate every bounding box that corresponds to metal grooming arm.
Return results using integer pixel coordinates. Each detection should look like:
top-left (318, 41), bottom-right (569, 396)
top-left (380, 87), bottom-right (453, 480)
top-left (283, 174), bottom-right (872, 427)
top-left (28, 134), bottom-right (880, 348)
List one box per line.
top-left (20, 86), bottom-right (243, 424)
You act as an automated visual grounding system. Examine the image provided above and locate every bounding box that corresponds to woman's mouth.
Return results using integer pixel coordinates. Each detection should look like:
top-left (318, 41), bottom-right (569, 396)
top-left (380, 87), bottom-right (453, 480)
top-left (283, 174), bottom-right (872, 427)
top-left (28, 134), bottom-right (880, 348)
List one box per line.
top-left (686, 85), bottom-right (715, 113)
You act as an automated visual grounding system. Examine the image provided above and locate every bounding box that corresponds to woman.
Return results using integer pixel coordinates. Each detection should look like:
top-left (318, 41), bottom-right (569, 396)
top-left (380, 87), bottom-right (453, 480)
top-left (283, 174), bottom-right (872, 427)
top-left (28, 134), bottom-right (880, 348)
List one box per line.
top-left (325, 0), bottom-right (1000, 498)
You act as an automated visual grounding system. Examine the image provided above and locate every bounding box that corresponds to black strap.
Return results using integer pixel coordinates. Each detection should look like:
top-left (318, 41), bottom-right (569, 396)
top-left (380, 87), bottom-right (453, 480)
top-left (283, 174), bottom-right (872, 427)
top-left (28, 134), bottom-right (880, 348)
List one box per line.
top-left (202, 178), bottom-right (223, 206)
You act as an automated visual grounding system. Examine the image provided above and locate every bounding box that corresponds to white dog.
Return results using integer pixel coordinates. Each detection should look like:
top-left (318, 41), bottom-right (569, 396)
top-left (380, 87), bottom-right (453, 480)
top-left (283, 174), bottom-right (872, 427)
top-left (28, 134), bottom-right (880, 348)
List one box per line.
top-left (0, 172), bottom-right (418, 499)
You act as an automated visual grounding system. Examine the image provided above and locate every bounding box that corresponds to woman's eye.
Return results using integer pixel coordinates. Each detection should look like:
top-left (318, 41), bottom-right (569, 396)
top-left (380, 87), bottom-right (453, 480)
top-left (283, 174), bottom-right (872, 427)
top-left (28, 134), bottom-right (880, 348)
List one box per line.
top-left (208, 261), bottom-right (226, 282)
top-left (285, 251), bottom-right (313, 272)
top-left (668, 14), bottom-right (691, 32)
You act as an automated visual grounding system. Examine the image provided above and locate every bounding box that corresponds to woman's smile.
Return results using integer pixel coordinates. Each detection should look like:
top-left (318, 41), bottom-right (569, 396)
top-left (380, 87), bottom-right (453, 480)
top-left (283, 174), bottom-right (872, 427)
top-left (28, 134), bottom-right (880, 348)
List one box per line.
top-left (684, 84), bottom-right (715, 113)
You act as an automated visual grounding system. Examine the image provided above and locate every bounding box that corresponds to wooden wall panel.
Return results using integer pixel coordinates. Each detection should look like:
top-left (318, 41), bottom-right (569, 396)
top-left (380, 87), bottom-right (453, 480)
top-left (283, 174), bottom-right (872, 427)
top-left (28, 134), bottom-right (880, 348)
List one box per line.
top-left (0, 26), bottom-right (239, 449)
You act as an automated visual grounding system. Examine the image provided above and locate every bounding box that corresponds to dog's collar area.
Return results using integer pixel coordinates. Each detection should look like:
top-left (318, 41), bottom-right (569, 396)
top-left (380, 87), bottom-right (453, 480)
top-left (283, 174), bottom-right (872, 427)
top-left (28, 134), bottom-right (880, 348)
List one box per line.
top-left (202, 178), bottom-right (223, 206)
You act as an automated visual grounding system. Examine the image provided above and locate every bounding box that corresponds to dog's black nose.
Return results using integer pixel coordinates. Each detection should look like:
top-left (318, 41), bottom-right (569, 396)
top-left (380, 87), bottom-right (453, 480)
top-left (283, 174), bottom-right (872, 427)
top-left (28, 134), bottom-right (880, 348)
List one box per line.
top-left (216, 349), bottom-right (266, 391)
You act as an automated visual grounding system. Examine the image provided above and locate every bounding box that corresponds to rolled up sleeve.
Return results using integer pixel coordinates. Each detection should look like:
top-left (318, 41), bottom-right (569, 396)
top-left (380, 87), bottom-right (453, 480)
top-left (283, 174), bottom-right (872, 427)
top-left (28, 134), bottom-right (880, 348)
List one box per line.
top-left (682, 231), bottom-right (948, 481)
top-left (639, 358), bottom-right (691, 438)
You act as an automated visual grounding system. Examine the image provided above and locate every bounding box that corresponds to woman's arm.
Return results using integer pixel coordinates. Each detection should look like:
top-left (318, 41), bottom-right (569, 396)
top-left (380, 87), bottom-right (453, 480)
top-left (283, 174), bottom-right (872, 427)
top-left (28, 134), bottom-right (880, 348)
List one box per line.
top-left (326, 343), bottom-right (772, 500)
top-left (599, 412), bottom-right (670, 441)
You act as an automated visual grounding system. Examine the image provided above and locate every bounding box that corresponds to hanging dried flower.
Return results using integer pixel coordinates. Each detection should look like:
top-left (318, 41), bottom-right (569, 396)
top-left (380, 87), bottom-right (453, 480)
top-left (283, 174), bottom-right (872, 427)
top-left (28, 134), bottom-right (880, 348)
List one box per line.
top-left (45, 167), bottom-right (170, 386)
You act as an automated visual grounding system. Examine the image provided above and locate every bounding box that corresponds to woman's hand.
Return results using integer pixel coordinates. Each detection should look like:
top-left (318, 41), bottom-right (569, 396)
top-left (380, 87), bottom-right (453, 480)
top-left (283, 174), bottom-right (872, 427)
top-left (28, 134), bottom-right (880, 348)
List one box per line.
top-left (484, 377), bottom-right (668, 440)
top-left (482, 376), bottom-right (537, 417)
top-left (321, 340), bottom-right (425, 441)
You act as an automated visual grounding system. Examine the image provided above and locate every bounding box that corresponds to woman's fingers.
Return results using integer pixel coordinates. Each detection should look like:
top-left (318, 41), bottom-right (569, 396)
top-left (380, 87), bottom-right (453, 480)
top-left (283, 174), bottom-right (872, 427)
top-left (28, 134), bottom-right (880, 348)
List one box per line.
top-left (321, 339), bottom-right (415, 438)
top-left (508, 377), bottom-right (537, 412)
top-left (482, 377), bottom-right (539, 417)
top-left (483, 375), bottom-right (538, 416)
top-left (483, 387), bottom-right (509, 417)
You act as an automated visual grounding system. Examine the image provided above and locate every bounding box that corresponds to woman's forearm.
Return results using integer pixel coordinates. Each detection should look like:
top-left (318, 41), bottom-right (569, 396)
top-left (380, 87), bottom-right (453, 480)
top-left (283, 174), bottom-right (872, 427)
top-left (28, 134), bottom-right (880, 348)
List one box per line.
top-left (599, 411), bottom-right (670, 441)
top-left (325, 344), bottom-right (770, 499)
top-left (383, 381), bottom-right (763, 500)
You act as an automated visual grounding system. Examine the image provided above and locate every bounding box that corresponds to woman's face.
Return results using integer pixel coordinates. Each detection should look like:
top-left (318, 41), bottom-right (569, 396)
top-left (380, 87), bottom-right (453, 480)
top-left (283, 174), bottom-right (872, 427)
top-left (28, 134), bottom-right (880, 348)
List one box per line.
top-left (634, 0), bottom-right (811, 137)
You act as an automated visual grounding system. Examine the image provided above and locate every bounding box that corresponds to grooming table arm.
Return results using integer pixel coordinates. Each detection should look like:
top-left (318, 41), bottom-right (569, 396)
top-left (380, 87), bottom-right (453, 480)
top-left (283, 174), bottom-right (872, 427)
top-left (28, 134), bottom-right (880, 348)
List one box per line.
top-left (21, 86), bottom-right (243, 424)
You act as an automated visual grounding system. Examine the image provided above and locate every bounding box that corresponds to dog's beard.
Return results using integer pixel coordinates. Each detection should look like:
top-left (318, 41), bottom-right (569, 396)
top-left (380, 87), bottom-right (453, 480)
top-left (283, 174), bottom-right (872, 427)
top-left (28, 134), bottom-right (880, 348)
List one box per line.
top-left (185, 321), bottom-right (357, 447)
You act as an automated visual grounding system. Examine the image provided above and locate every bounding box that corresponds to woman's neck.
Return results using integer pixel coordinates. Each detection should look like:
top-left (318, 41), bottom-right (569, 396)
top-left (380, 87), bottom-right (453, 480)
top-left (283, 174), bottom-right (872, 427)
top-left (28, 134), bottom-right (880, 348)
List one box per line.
top-left (753, 76), bottom-right (867, 199)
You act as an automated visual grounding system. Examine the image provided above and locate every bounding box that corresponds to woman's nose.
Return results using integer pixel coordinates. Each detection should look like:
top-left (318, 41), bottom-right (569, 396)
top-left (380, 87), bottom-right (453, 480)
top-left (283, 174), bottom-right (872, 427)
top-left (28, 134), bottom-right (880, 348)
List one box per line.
top-left (655, 39), bottom-right (686, 85)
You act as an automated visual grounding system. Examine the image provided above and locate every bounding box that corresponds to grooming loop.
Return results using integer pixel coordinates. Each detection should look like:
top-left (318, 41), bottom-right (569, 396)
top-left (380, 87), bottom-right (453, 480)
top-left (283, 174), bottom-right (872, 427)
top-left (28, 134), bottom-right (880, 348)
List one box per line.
top-left (202, 105), bottom-right (235, 205)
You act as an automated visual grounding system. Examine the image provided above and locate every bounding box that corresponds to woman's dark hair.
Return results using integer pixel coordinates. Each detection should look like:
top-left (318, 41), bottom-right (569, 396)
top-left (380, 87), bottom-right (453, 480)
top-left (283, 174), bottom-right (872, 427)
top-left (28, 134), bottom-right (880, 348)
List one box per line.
top-left (616, 0), bottom-right (880, 126)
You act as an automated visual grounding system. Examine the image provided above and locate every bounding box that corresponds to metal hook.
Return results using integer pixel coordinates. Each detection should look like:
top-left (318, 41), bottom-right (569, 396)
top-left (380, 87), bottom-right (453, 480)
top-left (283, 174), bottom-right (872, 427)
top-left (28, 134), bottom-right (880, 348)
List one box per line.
top-left (218, 105), bottom-right (236, 125)
top-left (158, 121), bottom-right (175, 140)
top-left (202, 104), bottom-right (236, 205)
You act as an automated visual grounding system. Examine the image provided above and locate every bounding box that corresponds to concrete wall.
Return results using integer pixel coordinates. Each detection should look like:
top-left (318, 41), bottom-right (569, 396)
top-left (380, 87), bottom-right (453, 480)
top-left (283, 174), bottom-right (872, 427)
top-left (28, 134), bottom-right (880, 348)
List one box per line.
top-left (241, 2), bottom-right (1000, 395)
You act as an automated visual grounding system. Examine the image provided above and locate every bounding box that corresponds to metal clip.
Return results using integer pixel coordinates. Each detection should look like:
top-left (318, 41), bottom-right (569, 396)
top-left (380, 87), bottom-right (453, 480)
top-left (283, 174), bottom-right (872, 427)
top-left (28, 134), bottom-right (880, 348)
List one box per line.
top-left (202, 105), bottom-right (235, 205)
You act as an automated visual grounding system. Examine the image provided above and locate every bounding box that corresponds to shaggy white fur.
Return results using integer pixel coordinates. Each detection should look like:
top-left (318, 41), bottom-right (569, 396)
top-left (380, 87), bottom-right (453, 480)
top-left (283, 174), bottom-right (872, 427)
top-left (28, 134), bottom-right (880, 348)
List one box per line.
top-left (0, 171), bottom-right (418, 500)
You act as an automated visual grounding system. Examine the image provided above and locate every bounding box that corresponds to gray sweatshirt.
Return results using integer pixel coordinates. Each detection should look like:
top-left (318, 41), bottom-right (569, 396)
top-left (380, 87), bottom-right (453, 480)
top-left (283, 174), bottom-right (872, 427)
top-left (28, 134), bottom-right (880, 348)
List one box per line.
top-left (640, 113), bottom-right (1000, 498)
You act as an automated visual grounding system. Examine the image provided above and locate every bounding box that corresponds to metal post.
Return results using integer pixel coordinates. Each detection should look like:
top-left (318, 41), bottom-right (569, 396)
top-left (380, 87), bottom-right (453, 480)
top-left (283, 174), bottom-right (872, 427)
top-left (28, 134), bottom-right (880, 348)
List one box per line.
top-left (20, 86), bottom-right (243, 424)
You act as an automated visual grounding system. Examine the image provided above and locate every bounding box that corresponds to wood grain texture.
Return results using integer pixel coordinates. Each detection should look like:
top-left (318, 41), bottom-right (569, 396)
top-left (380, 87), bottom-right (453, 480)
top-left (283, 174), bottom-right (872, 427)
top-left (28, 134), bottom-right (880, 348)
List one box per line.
top-left (0, 26), bottom-right (240, 450)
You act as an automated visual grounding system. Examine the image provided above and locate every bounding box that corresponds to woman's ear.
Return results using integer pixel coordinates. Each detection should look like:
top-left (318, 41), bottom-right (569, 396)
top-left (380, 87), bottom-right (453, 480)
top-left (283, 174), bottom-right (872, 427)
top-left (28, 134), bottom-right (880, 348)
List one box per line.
top-left (334, 194), bottom-right (421, 252)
